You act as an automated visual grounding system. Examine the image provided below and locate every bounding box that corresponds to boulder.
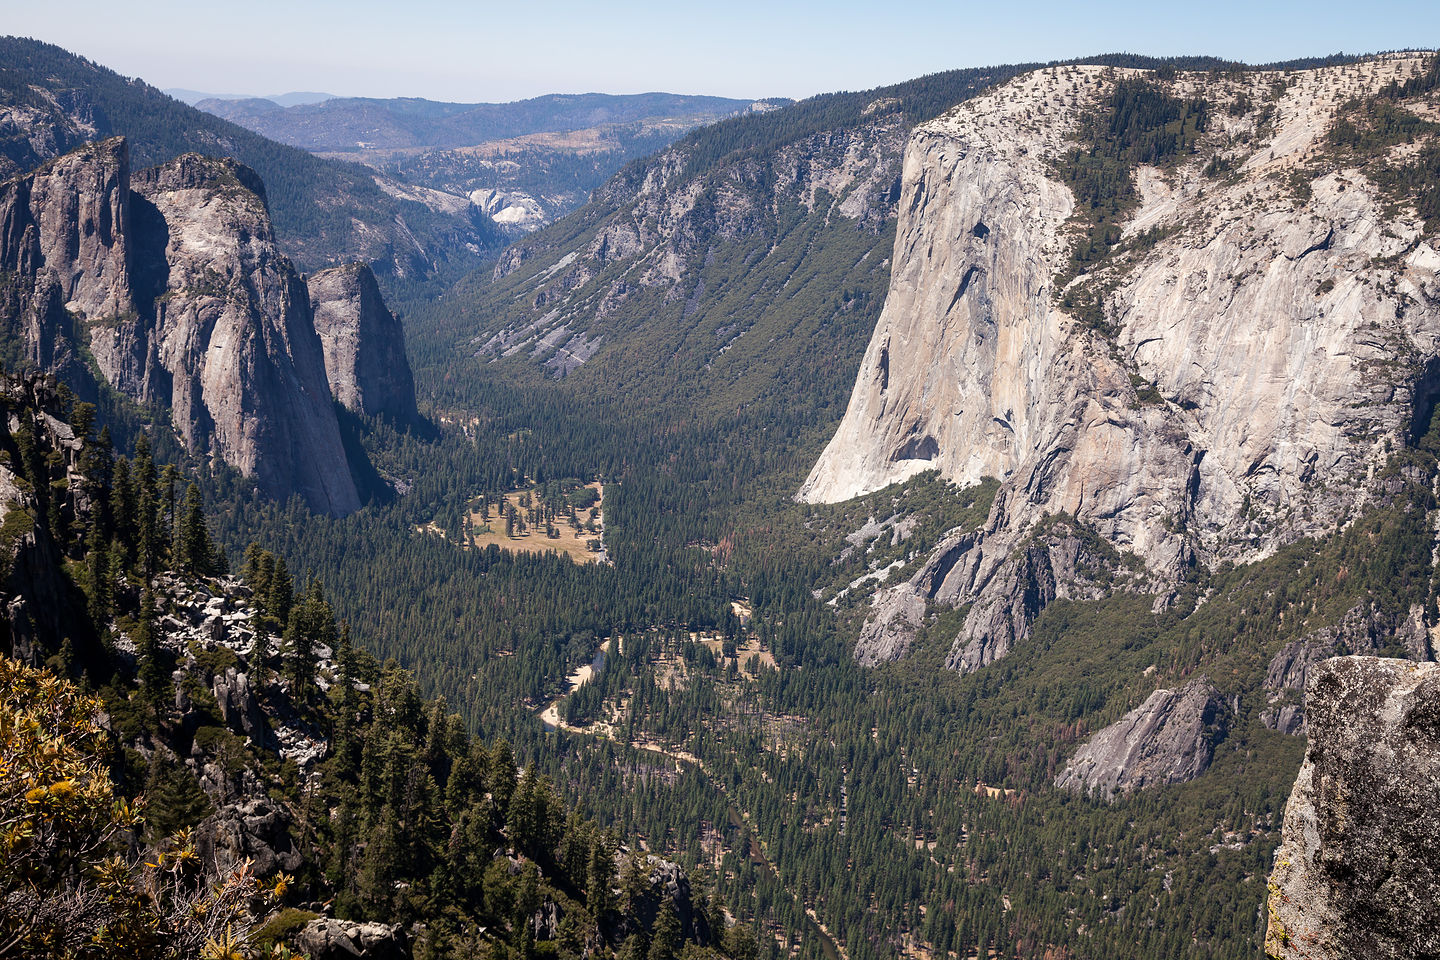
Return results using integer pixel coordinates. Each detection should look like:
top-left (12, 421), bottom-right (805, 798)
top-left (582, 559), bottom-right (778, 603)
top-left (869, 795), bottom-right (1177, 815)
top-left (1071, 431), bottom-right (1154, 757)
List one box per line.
top-left (193, 796), bottom-right (301, 877)
top-left (295, 918), bottom-right (410, 960)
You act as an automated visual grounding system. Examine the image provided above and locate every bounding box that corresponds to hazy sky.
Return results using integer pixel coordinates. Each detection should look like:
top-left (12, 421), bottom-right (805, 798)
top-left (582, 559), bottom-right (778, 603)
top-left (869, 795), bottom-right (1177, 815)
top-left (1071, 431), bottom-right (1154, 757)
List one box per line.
top-left (5, 0), bottom-right (1438, 103)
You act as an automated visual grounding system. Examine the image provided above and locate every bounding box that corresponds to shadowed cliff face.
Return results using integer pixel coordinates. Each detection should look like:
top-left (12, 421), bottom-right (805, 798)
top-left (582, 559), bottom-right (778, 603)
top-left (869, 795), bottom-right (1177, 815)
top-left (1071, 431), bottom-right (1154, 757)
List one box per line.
top-left (1266, 656), bottom-right (1440, 959)
top-left (307, 262), bottom-right (417, 422)
top-left (0, 138), bottom-right (362, 516)
top-left (803, 57), bottom-right (1440, 671)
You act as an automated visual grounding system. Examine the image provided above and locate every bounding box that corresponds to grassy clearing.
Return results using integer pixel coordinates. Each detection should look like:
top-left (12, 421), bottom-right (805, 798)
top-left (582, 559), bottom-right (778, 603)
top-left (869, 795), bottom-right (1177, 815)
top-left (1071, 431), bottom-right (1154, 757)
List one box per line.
top-left (420, 481), bottom-right (606, 563)
top-left (466, 481), bottom-right (604, 562)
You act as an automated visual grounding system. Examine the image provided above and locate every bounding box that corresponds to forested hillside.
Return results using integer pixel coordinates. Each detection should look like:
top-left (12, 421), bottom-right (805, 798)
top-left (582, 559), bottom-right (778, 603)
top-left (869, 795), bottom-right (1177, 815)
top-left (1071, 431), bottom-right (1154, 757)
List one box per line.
top-left (0, 367), bottom-right (756, 960)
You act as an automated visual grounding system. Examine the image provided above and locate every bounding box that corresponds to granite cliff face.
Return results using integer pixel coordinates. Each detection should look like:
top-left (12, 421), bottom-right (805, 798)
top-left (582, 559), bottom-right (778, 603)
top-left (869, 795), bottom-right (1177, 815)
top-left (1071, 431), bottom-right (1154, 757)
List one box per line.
top-left (0, 137), bottom-right (364, 515)
top-left (307, 262), bottom-right (417, 421)
top-left (1055, 678), bottom-right (1229, 799)
top-left (1266, 656), bottom-right (1440, 959)
top-left (803, 57), bottom-right (1440, 671)
top-left (0, 138), bottom-right (132, 389)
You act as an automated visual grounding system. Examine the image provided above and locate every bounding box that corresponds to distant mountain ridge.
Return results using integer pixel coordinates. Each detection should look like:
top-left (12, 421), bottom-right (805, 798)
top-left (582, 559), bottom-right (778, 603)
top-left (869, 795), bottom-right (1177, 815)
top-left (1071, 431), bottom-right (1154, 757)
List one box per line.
top-left (164, 88), bottom-right (336, 106)
top-left (0, 37), bottom-right (499, 278)
top-left (195, 91), bottom-right (778, 152)
top-left (196, 90), bottom-right (788, 232)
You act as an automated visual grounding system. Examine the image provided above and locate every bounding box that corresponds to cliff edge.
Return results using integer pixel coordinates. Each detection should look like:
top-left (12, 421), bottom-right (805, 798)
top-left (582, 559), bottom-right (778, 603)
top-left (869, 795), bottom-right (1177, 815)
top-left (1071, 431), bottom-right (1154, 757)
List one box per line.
top-left (1266, 656), bottom-right (1440, 959)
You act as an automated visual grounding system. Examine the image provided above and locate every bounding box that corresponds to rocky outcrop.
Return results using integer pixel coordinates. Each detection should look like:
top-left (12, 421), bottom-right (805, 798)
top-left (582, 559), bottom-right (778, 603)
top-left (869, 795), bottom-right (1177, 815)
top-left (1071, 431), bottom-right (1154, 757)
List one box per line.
top-left (296, 919), bottom-right (410, 960)
top-left (194, 797), bottom-right (303, 878)
top-left (307, 263), bottom-right (417, 421)
top-left (0, 374), bottom-right (99, 662)
top-left (803, 57), bottom-right (1440, 671)
top-left (0, 138), bottom-right (361, 515)
top-left (612, 853), bottom-right (713, 947)
top-left (1055, 678), bottom-right (1228, 800)
top-left (855, 515), bottom-right (1141, 670)
top-left (1261, 603), bottom-right (1433, 735)
top-left (212, 666), bottom-right (265, 740)
top-left (642, 855), bottom-right (712, 945)
top-left (1266, 656), bottom-right (1440, 959)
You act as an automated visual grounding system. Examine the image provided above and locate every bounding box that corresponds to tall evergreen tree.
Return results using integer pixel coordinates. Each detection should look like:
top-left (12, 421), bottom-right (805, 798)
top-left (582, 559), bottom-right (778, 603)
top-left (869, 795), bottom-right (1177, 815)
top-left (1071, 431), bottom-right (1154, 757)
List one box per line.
top-left (134, 586), bottom-right (169, 725)
top-left (133, 434), bottom-right (160, 577)
top-left (283, 580), bottom-right (336, 706)
top-left (269, 556), bottom-right (294, 626)
top-left (647, 899), bottom-right (681, 960)
top-left (175, 483), bottom-right (217, 576)
top-left (83, 515), bottom-right (111, 626)
top-left (109, 456), bottom-right (135, 565)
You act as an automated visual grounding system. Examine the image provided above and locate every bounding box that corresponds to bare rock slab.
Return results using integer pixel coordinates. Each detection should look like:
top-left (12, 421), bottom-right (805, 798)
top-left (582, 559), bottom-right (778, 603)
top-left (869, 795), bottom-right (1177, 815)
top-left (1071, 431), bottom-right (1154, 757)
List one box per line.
top-left (1055, 678), bottom-right (1228, 800)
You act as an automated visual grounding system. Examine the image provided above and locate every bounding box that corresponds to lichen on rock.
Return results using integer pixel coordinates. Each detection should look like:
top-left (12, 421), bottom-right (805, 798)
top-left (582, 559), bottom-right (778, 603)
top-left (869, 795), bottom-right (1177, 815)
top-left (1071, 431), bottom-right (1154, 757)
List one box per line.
top-left (1266, 656), bottom-right (1440, 959)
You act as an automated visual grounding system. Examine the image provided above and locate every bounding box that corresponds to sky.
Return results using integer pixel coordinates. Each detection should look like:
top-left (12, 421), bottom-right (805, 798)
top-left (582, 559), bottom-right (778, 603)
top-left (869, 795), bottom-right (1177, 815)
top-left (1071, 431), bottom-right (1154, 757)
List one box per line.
top-left (3, 0), bottom-right (1438, 103)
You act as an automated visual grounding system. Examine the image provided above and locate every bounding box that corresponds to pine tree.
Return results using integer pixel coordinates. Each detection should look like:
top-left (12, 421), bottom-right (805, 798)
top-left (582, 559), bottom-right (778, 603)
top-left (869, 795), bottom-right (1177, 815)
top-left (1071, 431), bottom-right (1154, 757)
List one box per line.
top-left (587, 832), bottom-right (616, 920)
top-left (423, 697), bottom-right (451, 787)
top-left (248, 608), bottom-right (273, 700)
top-left (620, 854), bottom-right (653, 923)
top-left (83, 515), bottom-right (111, 626)
top-left (706, 893), bottom-right (727, 945)
top-left (268, 556), bottom-right (294, 626)
top-left (509, 766), bottom-right (541, 856)
top-left (489, 740), bottom-right (517, 812)
top-left (330, 624), bottom-right (362, 782)
top-left (109, 456), bottom-right (135, 565)
top-left (143, 752), bottom-right (212, 839)
top-left (513, 861), bottom-right (541, 957)
top-left (160, 463), bottom-right (179, 554)
top-left (283, 581), bottom-right (334, 707)
top-left (724, 922), bottom-right (758, 960)
top-left (135, 586), bottom-right (169, 725)
top-left (647, 899), bottom-right (681, 960)
top-left (133, 434), bottom-right (161, 576)
top-left (175, 483), bottom-right (217, 576)
top-left (243, 543), bottom-right (271, 592)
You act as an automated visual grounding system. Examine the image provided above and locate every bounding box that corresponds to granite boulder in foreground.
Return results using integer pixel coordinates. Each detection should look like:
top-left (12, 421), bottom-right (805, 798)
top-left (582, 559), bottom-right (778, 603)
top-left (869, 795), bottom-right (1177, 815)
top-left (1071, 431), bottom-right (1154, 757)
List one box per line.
top-left (1266, 656), bottom-right (1440, 959)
